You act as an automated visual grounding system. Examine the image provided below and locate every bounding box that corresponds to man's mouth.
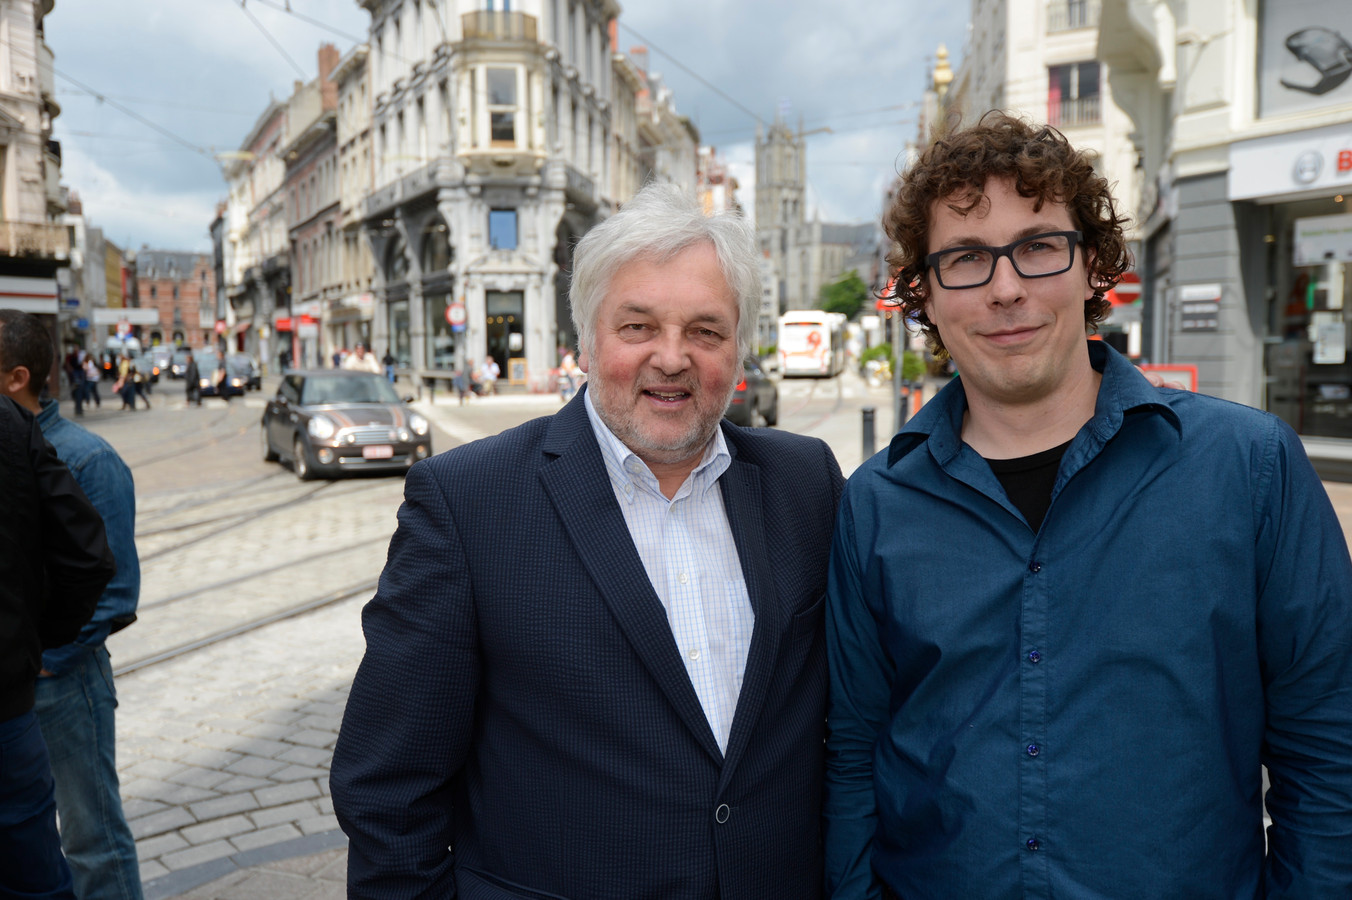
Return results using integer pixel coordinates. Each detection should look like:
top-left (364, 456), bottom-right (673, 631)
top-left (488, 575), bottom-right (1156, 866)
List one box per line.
top-left (643, 388), bottom-right (691, 403)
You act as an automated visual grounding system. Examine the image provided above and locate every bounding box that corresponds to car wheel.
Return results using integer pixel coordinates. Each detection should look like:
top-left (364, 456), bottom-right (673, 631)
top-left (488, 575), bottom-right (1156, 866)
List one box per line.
top-left (261, 426), bottom-right (279, 462)
top-left (762, 395), bottom-right (778, 427)
top-left (293, 436), bottom-right (315, 481)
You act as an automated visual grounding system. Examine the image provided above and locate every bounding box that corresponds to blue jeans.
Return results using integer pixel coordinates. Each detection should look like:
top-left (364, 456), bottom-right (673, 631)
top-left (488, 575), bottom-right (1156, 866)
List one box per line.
top-left (34, 645), bottom-right (143, 900)
top-left (0, 710), bottom-right (75, 899)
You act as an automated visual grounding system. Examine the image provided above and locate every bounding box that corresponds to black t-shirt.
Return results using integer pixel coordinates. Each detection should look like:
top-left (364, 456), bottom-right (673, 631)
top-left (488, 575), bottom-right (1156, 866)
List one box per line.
top-left (986, 439), bottom-right (1072, 533)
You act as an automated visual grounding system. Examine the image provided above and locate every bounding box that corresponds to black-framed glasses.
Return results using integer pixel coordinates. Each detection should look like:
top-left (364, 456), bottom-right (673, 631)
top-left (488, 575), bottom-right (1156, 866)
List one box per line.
top-left (925, 230), bottom-right (1083, 290)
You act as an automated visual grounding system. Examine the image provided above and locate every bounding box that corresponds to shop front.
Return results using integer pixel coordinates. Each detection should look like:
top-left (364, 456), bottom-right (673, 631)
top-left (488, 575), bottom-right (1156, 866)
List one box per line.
top-left (1231, 122), bottom-right (1352, 443)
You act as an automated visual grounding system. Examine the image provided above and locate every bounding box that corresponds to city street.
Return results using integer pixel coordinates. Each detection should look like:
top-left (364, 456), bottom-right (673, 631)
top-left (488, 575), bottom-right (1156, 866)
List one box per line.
top-left (61, 371), bottom-right (1352, 897)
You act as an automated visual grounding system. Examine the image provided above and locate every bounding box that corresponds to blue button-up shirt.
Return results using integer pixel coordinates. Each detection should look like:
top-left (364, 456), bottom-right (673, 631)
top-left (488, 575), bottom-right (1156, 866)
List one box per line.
top-left (825, 342), bottom-right (1352, 899)
top-left (37, 399), bottom-right (140, 674)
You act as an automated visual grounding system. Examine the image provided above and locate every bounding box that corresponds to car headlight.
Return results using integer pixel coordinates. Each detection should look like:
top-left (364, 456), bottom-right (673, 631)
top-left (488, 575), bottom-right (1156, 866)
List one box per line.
top-left (230, 377), bottom-right (243, 387)
top-left (199, 378), bottom-right (210, 388)
top-left (409, 413), bottom-right (429, 436)
top-left (307, 416), bottom-right (336, 439)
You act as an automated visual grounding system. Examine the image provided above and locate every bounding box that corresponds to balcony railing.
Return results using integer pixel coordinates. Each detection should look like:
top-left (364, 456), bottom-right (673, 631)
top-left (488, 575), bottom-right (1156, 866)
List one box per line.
top-left (1048, 94), bottom-right (1101, 128)
top-left (461, 11), bottom-right (538, 42)
top-left (1047, 0), bottom-right (1100, 32)
top-left (0, 220), bottom-right (70, 260)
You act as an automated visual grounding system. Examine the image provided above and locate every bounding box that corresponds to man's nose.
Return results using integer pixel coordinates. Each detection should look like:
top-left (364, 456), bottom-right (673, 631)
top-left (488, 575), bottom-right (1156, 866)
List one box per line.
top-left (988, 255), bottom-right (1025, 306)
top-left (650, 329), bottom-right (692, 372)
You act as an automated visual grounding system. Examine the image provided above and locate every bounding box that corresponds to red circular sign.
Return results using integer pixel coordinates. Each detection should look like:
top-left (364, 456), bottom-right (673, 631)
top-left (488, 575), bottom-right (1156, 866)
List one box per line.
top-left (446, 303), bottom-right (467, 326)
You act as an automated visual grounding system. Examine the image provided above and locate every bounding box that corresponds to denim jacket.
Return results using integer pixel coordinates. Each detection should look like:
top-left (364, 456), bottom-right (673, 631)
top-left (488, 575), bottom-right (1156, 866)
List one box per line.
top-left (37, 399), bottom-right (140, 674)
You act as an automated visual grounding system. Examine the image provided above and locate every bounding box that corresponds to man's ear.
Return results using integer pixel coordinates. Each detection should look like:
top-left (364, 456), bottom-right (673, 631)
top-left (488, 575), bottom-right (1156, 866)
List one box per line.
top-left (0, 364), bottom-right (32, 401)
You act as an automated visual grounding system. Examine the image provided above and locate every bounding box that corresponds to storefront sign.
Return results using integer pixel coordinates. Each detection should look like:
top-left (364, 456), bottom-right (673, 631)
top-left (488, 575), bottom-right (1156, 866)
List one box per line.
top-left (1229, 122), bottom-right (1352, 201)
top-left (0, 276), bottom-right (59, 314)
top-left (1257, 0), bottom-right (1352, 119)
top-left (1295, 213), bottom-right (1352, 265)
top-left (1312, 311), bottom-right (1348, 364)
top-left (1179, 284), bottom-right (1221, 331)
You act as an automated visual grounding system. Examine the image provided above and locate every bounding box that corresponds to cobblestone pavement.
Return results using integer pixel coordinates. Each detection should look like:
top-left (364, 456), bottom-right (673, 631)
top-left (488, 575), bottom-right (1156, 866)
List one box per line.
top-left (61, 376), bottom-right (1352, 898)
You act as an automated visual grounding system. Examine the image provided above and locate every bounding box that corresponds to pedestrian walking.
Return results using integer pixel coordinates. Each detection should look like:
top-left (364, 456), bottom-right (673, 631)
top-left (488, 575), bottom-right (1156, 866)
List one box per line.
top-left (82, 357), bottom-right (101, 409)
top-left (0, 310), bottom-right (145, 900)
top-left (478, 356), bottom-right (500, 395)
top-left (130, 363), bottom-right (150, 410)
top-left (342, 342), bottom-right (382, 374)
top-left (64, 347), bottom-right (86, 417)
top-left (183, 350), bottom-right (202, 407)
top-left (212, 349), bottom-right (230, 402)
top-left (382, 348), bottom-right (396, 384)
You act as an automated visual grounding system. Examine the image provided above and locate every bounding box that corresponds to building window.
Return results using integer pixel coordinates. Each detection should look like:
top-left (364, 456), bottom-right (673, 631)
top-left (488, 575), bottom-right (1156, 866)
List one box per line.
top-left (489, 209), bottom-right (518, 250)
top-left (486, 67), bottom-right (517, 146)
top-left (1048, 61), bottom-right (1101, 127)
top-left (1047, 0), bottom-right (1100, 32)
top-left (388, 297), bottom-right (411, 367)
top-left (150, 285), bottom-right (157, 300)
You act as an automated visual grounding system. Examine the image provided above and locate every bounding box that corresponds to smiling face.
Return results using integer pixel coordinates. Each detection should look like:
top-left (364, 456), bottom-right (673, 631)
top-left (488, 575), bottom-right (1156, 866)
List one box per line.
top-left (923, 177), bottom-right (1096, 409)
top-left (580, 243), bottom-right (742, 477)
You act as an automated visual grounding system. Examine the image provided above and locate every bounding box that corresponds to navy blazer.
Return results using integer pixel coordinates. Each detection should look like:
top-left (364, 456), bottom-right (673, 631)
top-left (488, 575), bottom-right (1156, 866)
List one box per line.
top-left (332, 389), bottom-right (844, 899)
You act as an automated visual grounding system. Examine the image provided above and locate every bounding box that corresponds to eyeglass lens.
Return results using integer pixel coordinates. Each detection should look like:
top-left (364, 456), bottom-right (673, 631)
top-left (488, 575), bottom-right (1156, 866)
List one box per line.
top-left (935, 233), bottom-right (1075, 289)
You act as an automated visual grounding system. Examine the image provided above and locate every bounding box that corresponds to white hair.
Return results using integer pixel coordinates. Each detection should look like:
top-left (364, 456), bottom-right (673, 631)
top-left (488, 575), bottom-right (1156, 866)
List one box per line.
top-left (569, 182), bottom-right (761, 360)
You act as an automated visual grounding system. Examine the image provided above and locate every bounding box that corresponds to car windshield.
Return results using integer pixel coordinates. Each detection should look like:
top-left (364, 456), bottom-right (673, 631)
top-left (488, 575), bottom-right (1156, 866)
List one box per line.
top-left (225, 355), bottom-right (254, 375)
top-left (300, 374), bottom-right (400, 405)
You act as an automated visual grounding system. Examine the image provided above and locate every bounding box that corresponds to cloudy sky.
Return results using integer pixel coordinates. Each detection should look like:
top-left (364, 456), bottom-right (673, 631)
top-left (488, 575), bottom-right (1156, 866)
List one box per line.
top-left (45, 0), bottom-right (969, 253)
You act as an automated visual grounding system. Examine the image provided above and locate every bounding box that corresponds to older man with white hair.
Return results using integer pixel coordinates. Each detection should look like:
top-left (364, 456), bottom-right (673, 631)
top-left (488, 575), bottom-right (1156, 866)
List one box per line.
top-left (333, 182), bottom-right (844, 899)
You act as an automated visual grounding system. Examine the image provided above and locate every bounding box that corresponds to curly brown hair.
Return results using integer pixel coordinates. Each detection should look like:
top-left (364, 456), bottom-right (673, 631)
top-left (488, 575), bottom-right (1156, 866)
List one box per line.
top-left (884, 111), bottom-right (1131, 358)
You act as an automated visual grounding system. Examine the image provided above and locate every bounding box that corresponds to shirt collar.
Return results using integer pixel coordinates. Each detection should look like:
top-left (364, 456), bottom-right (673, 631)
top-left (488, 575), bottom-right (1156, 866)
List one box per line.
top-left (887, 340), bottom-right (1180, 468)
top-left (584, 388), bottom-right (731, 499)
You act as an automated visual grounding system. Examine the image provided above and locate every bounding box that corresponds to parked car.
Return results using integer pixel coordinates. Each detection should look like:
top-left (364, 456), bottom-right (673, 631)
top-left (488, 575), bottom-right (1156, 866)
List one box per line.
top-left (126, 353), bottom-right (161, 385)
top-left (198, 354), bottom-right (254, 399)
top-left (724, 356), bottom-right (778, 427)
top-left (260, 370), bottom-right (432, 480)
top-left (169, 348), bottom-right (200, 379)
top-left (147, 347), bottom-right (174, 374)
top-left (227, 353), bottom-right (262, 391)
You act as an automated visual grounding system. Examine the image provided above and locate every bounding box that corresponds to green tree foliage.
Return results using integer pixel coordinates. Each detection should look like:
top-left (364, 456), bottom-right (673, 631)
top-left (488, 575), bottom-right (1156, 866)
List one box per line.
top-left (858, 342), bottom-right (927, 382)
top-left (819, 271), bottom-right (870, 320)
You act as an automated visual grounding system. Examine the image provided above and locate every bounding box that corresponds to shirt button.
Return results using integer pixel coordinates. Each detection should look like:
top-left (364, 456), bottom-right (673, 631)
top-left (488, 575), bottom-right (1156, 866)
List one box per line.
top-left (688, 648), bottom-right (700, 661)
top-left (678, 572), bottom-right (689, 585)
top-left (1026, 743), bottom-right (1040, 757)
top-left (1026, 837), bottom-right (1040, 851)
top-left (715, 803), bottom-right (730, 824)
top-left (1029, 561), bottom-right (1042, 573)
top-left (1027, 650), bottom-right (1042, 664)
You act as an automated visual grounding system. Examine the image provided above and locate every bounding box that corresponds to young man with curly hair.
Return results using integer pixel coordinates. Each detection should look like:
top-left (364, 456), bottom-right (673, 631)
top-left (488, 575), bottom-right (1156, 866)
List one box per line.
top-left (824, 112), bottom-right (1352, 898)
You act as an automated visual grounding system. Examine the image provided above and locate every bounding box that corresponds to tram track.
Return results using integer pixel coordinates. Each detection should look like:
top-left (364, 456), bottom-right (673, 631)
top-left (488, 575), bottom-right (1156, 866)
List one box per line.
top-left (136, 536), bottom-right (382, 613)
top-left (112, 577), bottom-right (379, 676)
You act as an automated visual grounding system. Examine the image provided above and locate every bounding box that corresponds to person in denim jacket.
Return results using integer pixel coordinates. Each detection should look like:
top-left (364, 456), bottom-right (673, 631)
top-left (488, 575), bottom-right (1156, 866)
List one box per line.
top-left (0, 310), bottom-right (144, 900)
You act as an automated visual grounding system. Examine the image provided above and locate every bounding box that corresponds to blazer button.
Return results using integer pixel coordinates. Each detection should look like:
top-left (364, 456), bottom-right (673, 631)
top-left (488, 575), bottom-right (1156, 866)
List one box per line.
top-left (715, 804), bottom-right (730, 824)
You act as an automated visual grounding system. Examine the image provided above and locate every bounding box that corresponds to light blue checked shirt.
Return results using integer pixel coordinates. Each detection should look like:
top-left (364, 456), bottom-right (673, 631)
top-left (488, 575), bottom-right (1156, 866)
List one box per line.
top-left (585, 391), bottom-right (754, 754)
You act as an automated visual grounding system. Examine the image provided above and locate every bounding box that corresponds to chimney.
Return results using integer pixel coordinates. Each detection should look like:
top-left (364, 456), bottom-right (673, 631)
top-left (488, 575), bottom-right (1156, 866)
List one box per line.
top-left (319, 43), bottom-right (340, 111)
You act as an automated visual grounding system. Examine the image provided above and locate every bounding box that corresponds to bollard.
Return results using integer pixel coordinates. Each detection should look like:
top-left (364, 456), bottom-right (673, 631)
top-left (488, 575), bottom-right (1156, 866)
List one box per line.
top-left (862, 406), bottom-right (876, 459)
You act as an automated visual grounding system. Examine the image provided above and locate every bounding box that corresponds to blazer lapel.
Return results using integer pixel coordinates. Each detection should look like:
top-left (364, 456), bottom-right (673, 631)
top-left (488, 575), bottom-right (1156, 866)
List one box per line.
top-left (717, 433), bottom-right (785, 785)
top-left (538, 395), bottom-right (723, 763)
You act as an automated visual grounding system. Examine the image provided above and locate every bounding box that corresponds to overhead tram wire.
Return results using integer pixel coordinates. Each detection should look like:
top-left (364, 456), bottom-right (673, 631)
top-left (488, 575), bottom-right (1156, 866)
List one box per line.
top-left (246, 0), bottom-right (368, 46)
top-left (235, 0), bottom-right (309, 79)
top-left (52, 68), bottom-right (213, 160)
